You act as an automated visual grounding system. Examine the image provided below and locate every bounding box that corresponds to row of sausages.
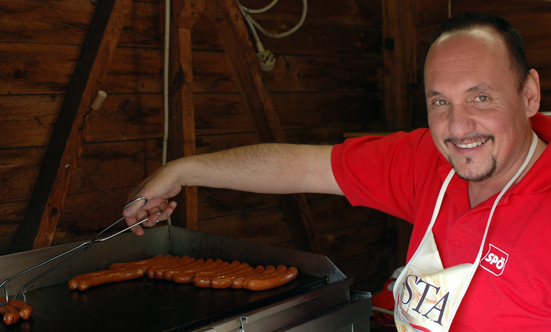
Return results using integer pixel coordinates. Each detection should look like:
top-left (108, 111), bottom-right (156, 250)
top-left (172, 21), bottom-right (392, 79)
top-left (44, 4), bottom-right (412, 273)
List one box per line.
top-left (0, 299), bottom-right (33, 325)
top-left (68, 254), bottom-right (299, 292)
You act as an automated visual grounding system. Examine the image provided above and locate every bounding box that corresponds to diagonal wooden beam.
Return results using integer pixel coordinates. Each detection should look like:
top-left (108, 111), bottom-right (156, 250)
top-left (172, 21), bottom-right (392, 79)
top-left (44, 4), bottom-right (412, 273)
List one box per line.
top-left (161, 0), bottom-right (205, 230)
top-left (10, 0), bottom-right (133, 253)
top-left (205, 0), bottom-right (322, 254)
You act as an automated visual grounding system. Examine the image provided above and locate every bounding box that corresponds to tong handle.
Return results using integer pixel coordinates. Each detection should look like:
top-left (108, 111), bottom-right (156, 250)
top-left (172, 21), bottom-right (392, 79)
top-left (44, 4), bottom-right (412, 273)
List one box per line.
top-left (0, 197), bottom-right (155, 305)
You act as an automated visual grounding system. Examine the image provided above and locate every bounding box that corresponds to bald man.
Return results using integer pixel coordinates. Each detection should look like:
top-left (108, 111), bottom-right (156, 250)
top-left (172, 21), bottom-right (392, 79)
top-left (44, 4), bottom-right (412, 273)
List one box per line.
top-left (124, 13), bottom-right (551, 331)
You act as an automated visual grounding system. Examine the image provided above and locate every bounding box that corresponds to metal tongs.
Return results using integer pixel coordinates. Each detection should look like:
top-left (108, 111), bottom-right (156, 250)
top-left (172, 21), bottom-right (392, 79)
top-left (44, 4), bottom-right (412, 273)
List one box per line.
top-left (0, 197), bottom-right (157, 306)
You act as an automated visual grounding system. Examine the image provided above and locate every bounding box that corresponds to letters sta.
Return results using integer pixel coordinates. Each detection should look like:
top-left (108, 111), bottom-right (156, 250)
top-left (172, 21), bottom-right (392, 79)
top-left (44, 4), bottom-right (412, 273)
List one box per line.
top-left (400, 275), bottom-right (450, 326)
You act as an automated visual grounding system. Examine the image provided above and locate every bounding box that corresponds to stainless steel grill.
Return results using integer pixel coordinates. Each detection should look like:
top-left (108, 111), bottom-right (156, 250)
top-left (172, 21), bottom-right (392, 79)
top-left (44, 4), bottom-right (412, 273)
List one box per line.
top-left (0, 226), bottom-right (372, 332)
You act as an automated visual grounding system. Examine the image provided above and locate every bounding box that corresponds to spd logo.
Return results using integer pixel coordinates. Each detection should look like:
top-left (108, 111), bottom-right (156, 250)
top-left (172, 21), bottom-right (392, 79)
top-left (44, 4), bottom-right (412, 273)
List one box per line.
top-left (480, 244), bottom-right (508, 276)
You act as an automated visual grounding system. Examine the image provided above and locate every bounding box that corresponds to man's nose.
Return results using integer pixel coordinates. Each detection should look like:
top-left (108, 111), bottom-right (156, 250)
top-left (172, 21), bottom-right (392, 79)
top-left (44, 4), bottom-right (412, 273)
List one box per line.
top-left (449, 103), bottom-right (475, 138)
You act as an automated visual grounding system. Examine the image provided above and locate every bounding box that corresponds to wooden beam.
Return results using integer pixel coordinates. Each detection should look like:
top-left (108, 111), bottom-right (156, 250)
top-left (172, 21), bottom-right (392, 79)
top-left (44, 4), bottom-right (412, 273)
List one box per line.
top-left (161, 0), bottom-right (205, 230)
top-left (205, 0), bottom-right (322, 253)
top-left (382, 0), bottom-right (416, 130)
top-left (10, 0), bottom-right (133, 253)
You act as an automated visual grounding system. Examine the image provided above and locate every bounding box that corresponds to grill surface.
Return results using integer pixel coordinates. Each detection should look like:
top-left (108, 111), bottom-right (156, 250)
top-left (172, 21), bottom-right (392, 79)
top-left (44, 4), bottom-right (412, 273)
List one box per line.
top-left (0, 226), bottom-right (366, 332)
top-left (0, 273), bottom-right (325, 332)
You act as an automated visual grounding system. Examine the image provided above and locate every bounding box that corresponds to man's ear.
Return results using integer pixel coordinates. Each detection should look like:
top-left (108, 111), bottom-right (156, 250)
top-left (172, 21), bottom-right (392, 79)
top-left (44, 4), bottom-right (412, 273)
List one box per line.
top-left (524, 68), bottom-right (541, 117)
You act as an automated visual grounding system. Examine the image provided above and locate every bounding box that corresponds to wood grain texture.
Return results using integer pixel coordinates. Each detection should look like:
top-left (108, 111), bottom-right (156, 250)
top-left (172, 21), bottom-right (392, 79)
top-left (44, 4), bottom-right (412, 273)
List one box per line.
top-left (205, 0), bottom-right (322, 253)
top-left (0, 0), bottom-right (392, 291)
top-left (382, 0), bottom-right (416, 130)
top-left (10, 0), bottom-right (133, 252)
top-left (164, 0), bottom-right (205, 229)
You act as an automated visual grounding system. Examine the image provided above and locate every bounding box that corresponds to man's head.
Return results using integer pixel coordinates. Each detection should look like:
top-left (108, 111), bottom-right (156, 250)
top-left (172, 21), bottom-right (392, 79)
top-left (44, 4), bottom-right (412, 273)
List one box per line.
top-left (424, 13), bottom-right (541, 184)
top-left (427, 13), bottom-right (530, 92)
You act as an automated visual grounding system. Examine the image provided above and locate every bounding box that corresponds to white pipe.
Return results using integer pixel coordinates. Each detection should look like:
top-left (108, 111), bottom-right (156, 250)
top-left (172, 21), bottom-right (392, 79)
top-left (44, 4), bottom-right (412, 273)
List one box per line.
top-left (240, 0), bottom-right (307, 39)
top-left (162, 0), bottom-right (170, 166)
top-left (239, 0), bottom-right (278, 14)
top-left (162, 0), bottom-right (172, 226)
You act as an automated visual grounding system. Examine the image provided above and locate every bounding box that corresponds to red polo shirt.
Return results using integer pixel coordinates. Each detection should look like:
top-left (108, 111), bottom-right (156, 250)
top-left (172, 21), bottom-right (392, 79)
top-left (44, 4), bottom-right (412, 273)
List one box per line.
top-left (331, 112), bottom-right (551, 331)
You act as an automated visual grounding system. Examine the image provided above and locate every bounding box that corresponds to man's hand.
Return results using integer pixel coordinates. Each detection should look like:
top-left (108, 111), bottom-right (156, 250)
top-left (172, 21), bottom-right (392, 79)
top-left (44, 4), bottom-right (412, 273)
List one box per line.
top-left (123, 162), bottom-right (182, 235)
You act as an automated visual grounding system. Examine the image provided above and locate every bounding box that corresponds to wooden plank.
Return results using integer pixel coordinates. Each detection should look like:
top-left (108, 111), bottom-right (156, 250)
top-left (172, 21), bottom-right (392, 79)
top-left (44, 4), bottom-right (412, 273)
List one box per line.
top-left (84, 91), bottom-right (378, 142)
top-left (205, 0), bottom-right (321, 253)
top-left (319, 217), bottom-right (386, 263)
top-left (103, 47), bottom-right (162, 93)
top-left (0, 0), bottom-right (95, 44)
top-left (0, 0), bottom-right (161, 48)
top-left (197, 188), bottom-right (279, 220)
top-left (69, 140), bottom-right (162, 195)
top-left (0, 95), bottom-right (62, 149)
top-left (451, 0), bottom-right (551, 18)
top-left (163, 0), bottom-right (205, 230)
top-left (0, 44), bottom-right (381, 95)
top-left (0, 0), bottom-right (384, 53)
top-left (0, 201), bottom-right (27, 228)
top-left (0, 147), bottom-right (44, 203)
top-left (0, 93), bottom-right (163, 148)
top-left (0, 44), bottom-right (161, 95)
top-left (198, 206), bottom-right (292, 246)
top-left (387, 215), bottom-right (413, 267)
top-left (84, 93), bottom-right (163, 143)
top-left (239, 0), bottom-right (381, 27)
top-left (191, 12), bottom-right (382, 57)
top-left (308, 195), bottom-right (387, 233)
top-left (527, 48), bottom-right (551, 83)
top-left (53, 187), bottom-right (168, 246)
top-left (231, 20), bottom-right (382, 57)
top-left (10, 0), bottom-right (133, 253)
top-left (0, 124), bottom-right (358, 208)
top-left (0, 43), bottom-right (78, 95)
top-left (339, 249), bottom-right (395, 292)
top-left (382, 0), bottom-right (416, 130)
top-left (259, 54), bottom-right (383, 93)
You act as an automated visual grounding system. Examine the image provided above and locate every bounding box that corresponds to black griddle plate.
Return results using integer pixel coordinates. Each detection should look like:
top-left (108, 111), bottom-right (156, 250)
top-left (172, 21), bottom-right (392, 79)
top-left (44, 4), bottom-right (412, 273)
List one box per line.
top-left (0, 274), bottom-right (325, 332)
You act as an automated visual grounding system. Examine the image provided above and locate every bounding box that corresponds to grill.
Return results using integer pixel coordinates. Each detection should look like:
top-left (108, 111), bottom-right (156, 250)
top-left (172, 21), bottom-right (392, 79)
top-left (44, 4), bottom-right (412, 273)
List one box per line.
top-left (0, 226), bottom-right (372, 332)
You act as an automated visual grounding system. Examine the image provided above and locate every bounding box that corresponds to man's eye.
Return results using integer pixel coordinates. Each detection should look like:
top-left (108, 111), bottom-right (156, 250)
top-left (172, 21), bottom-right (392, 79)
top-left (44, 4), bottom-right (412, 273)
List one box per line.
top-left (475, 95), bottom-right (489, 102)
top-left (433, 100), bottom-right (447, 106)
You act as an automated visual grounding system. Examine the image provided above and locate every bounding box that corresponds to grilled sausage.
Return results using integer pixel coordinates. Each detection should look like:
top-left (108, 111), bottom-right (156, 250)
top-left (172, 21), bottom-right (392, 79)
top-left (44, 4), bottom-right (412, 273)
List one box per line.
top-left (109, 254), bottom-right (165, 269)
top-left (211, 265), bottom-right (259, 289)
top-left (245, 266), bottom-right (298, 291)
top-left (154, 256), bottom-right (195, 279)
top-left (172, 259), bottom-right (226, 283)
top-left (7, 299), bottom-right (33, 320)
top-left (229, 265), bottom-right (267, 289)
top-left (192, 262), bottom-right (248, 288)
top-left (0, 304), bottom-right (20, 325)
top-left (163, 258), bottom-right (204, 281)
top-left (145, 256), bottom-right (180, 279)
top-left (234, 265), bottom-right (276, 289)
top-left (193, 260), bottom-right (242, 277)
top-left (242, 265), bottom-right (287, 289)
top-left (69, 270), bottom-right (110, 290)
top-left (77, 267), bottom-right (144, 291)
top-left (70, 256), bottom-right (167, 290)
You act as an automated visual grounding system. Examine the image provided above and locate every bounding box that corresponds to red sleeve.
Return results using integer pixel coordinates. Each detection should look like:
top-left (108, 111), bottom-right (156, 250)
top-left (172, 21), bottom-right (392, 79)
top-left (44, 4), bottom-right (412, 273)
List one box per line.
top-left (331, 129), bottom-right (437, 222)
top-left (531, 112), bottom-right (551, 143)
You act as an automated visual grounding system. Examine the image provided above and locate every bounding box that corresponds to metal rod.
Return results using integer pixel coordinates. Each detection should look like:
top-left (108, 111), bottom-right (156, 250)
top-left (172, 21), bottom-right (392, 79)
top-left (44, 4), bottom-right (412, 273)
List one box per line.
top-left (0, 197), bottom-right (153, 305)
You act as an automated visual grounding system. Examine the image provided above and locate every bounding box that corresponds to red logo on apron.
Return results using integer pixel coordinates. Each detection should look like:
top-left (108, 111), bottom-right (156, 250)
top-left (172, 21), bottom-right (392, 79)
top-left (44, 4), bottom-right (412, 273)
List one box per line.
top-left (480, 244), bottom-right (508, 276)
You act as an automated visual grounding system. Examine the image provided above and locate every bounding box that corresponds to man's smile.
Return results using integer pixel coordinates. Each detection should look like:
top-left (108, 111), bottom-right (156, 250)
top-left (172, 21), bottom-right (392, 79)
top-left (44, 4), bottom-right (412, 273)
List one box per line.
top-left (455, 139), bottom-right (488, 149)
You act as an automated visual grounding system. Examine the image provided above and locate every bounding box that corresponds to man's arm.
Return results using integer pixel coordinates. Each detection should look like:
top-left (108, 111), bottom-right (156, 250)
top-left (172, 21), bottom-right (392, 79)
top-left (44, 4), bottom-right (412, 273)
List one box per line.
top-left (123, 143), bottom-right (342, 234)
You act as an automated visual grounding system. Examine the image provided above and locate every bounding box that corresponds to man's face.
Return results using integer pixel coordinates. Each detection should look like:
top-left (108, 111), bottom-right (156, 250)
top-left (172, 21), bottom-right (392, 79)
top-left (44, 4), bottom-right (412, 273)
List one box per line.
top-left (425, 28), bottom-right (533, 183)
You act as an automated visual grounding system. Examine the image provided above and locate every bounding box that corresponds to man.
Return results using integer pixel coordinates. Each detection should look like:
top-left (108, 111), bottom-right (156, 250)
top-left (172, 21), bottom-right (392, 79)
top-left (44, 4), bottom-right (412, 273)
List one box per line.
top-left (124, 13), bottom-right (551, 331)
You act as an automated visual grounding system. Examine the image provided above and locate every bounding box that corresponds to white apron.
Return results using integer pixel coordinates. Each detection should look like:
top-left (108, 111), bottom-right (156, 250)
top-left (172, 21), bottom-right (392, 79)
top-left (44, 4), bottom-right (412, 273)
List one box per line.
top-left (392, 132), bottom-right (538, 332)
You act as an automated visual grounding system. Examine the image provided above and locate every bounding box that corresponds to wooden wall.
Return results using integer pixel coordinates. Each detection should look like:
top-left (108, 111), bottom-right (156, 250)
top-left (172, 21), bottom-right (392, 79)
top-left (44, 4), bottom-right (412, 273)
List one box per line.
top-left (413, 0), bottom-right (551, 127)
top-left (3, 0), bottom-right (549, 296)
top-left (0, 0), bottom-right (395, 292)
